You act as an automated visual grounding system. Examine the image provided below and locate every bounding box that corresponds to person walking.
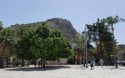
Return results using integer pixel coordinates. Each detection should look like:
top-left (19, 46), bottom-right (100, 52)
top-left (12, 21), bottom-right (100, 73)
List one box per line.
top-left (100, 58), bottom-right (104, 68)
top-left (90, 59), bottom-right (94, 70)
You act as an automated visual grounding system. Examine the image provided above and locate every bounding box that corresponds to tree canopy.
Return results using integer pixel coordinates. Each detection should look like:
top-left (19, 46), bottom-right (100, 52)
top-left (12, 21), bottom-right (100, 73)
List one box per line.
top-left (14, 23), bottom-right (72, 67)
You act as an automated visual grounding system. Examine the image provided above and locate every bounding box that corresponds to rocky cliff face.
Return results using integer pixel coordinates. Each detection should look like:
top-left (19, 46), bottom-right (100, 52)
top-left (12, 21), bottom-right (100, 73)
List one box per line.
top-left (10, 18), bottom-right (78, 42)
top-left (46, 18), bottom-right (78, 42)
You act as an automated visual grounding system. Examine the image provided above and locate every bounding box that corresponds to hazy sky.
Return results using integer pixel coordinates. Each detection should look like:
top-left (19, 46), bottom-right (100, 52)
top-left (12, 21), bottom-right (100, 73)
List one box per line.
top-left (0, 0), bottom-right (125, 44)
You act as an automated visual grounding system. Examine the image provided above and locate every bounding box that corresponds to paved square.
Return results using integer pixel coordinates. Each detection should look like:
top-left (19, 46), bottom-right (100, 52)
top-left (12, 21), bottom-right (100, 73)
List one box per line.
top-left (0, 65), bottom-right (125, 78)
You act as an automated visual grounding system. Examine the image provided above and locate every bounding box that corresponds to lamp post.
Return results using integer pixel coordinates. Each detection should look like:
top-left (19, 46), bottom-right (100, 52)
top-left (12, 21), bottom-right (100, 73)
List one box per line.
top-left (82, 26), bottom-right (88, 68)
top-left (85, 40), bottom-right (88, 68)
top-left (82, 33), bottom-right (85, 67)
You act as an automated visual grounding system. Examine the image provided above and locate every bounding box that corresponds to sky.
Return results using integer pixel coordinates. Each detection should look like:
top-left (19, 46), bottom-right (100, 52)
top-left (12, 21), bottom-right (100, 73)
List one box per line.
top-left (0, 0), bottom-right (125, 44)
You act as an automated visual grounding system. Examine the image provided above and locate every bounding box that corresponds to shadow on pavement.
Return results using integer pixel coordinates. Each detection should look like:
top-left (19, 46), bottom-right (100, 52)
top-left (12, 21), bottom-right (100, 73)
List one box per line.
top-left (81, 67), bottom-right (87, 70)
top-left (5, 65), bottom-right (71, 71)
top-left (103, 66), bottom-right (125, 70)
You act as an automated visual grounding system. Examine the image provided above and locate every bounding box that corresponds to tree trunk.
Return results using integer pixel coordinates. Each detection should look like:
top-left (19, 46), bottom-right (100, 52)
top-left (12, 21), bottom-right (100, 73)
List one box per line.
top-left (0, 44), bottom-right (7, 68)
top-left (42, 59), bottom-right (46, 68)
top-left (16, 61), bottom-right (19, 67)
top-left (27, 60), bottom-right (29, 67)
top-left (21, 59), bottom-right (24, 67)
top-left (6, 58), bottom-right (9, 67)
top-left (94, 40), bottom-right (100, 63)
top-left (0, 57), bottom-right (3, 68)
top-left (34, 59), bottom-right (36, 67)
top-left (40, 59), bottom-right (42, 67)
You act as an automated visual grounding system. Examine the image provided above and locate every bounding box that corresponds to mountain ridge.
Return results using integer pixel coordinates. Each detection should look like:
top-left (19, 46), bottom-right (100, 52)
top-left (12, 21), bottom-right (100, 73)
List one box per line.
top-left (10, 18), bottom-right (78, 42)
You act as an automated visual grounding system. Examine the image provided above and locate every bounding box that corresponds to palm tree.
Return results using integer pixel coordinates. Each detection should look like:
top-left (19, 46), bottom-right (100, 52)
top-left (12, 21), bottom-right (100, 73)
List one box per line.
top-left (102, 16), bottom-right (124, 34)
top-left (102, 16), bottom-right (124, 68)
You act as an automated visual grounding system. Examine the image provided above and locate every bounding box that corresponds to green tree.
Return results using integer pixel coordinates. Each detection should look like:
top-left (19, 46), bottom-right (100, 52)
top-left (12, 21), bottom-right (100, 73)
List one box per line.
top-left (50, 29), bottom-right (72, 59)
top-left (101, 16), bottom-right (124, 34)
top-left (14, 32), bottom-right (29, 66)
top-left (15, 30), bottom-right (40, 66)
top-left (35, 24), bottom-right (50, 67)
top-left (0, 21), bottom-right (3, 30)
top-left (14, 23), bottom-right (72, 68)
top-left (101, 16), bottom-right (124, 67)
top-left (71, 33), bottom-right (85, 64)
top-left (0, 28), bottom-right (14, 68)
top-left (86, 18), bottom-right (116, 63)
top-left (34, 25), bottom-right (72, 67)
top-left (0, 21), bottom-right (4, 68)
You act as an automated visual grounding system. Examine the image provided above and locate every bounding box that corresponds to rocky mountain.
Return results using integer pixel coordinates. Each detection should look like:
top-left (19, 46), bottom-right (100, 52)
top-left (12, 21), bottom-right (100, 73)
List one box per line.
top-left (10, 18), bottom-right (78, 42)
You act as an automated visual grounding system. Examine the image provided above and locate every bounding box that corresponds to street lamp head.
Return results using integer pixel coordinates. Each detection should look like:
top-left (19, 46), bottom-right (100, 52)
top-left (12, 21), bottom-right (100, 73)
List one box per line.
top-left (82, 31), bottom-right (85, 34)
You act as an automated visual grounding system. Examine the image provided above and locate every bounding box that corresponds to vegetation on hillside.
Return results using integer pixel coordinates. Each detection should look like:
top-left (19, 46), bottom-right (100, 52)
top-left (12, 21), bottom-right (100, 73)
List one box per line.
top-left (10, 18), bottom-right (78, 42)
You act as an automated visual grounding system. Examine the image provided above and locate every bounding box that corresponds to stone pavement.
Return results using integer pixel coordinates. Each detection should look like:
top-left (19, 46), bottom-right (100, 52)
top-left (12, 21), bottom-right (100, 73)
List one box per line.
top-left (0, 65), bottom-right (125, 78)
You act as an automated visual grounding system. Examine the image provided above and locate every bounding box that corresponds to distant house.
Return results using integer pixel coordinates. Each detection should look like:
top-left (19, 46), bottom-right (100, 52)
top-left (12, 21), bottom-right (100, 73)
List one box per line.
top-left (117, 44), bottom-right (125, 61)
top-left (45, 58), bottom-right (67, 65)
